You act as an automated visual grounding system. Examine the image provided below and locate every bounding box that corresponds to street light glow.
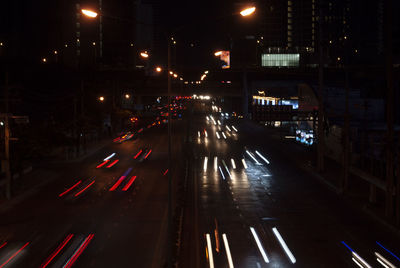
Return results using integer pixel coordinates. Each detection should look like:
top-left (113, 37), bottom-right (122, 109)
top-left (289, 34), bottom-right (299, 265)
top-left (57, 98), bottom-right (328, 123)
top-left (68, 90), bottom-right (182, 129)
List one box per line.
top-left (240, 7), bottom-right (256, 16)
top-left (214, 51), bottom-right (222, 56)
top-left (125, 94), bottom-right (130, 99)
top-left (173, 73), bottom-right (178, 78)
top-left (99, 96), bottom-right (104, 101)
top-left (81, 9), bottom-right (98, 18)
top-left (156, 67), bottom-right (162, 72)
top-left (140, 51), bottom-right (149, 58)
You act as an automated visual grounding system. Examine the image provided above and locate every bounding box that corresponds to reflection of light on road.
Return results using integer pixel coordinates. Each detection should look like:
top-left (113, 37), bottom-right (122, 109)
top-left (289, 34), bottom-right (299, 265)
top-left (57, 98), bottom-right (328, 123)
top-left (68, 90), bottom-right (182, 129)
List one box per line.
top-left (232, 126), bottom-right (238, 132)
top-left (242, 159), bottom-right (248, 169)
top-left (219, 166), bottom-right (225, 180)
top-left (250, 227), bottom-right (269, 263)
top-left (204, 157), bottom-right (208, 172)
top-left (206, 234), bottom-right (215, 268)
top-left (103, 153), bottom-right (116, 161)
top-left (352, 252), bottom-right (372, 268)
top-left (246, 150), bottom-right (261, 165)
top-left (231, 159), bottom-right (236, 169)
top-left (222, 234), bottom-right (234, 268)
top-left (375, 252), bottom-right (396, 268)
top-left (222, 132), bottom-right (227, 139)
top-left (255, 151), bottom-right (270, 164)
top-left (216, 132), bottom-right (220, 139)
top-left (214, 157), bottom-right (218, 171)
top-left (272, 227), bottom-right (296, 264)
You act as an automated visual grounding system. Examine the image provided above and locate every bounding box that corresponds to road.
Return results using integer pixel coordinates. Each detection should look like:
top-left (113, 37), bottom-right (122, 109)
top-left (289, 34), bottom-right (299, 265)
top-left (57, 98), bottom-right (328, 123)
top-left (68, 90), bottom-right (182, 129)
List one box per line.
top-left (185, 103), bottom-right (400, 268)
top-left (0, 117), bottom-right (186, 267)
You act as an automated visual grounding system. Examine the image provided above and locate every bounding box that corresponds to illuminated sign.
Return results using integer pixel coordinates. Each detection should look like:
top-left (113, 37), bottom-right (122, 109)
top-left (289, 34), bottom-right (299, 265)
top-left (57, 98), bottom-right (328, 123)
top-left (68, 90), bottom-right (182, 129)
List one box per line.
top-left (217, 51), bottom-right (230, 69)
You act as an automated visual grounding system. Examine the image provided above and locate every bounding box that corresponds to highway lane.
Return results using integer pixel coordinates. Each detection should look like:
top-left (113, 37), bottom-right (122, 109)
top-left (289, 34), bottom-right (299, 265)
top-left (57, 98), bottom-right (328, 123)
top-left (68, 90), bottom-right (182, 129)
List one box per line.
top-left (0, 117), bottom-right (186, 267)
top-left (189, 104), bottom-right (400, 268)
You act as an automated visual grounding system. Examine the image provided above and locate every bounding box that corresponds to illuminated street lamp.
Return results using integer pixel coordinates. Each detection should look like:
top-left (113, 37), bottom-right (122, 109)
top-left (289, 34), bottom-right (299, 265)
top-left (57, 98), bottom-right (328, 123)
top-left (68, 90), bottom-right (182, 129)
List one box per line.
top-left (214, 51), bottom-right (222, 56)
top-left (99, 96), bottom-right (105, 102)
top-left (42, 58), bottom-right (47, 63)
top-left (173, 73), bottom-right (178, 78)
top-left (156, 66), bottom-right (162, 72)
top-left (169, 71), bottom-right (174, 75)
top-left (240, 7), bottom-right (256, 17)
top-left (81, 9), bottom-right (98, 18)
top-left (140, 51), bottom-right (149, 58)
top-left (125, 94), bottom-right (130, 99)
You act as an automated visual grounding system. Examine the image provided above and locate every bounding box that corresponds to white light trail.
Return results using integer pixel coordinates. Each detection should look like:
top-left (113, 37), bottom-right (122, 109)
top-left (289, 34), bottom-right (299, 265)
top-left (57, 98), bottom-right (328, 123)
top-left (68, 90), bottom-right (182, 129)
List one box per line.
top-left (214, 157), bottom-right (218, 171)
top-left (352, 258), bottom-right (365, 268)
top-left (213, 120), bottom-right (217, 125)
top-left (272, 227), bottom-right (296, 264)
top-left (206, 116), bottom-right (209, 121)
top-left (375, 252), bottom-right (395, 268)
top-left (246, 150), bottom-right (261, 165)
top-left (231, 159), bottom-right (236, 169)
top-left (206, 234), bottom-right (215, 268)
top-left (198, 131), bottom-right (201, 138)
top-left (219, 166), bottom-right (225, 180)
top-left (222, 160), bottom-right (231, 178)
top-left (352, 252), bottom-right (372, 268)
top-left (210, 115), bottom-right (214, 121)
top-left (226, 126), bottom-right (231, 132)
top-left (104, 153), bottom-right (116, 161)
top-left (255, 151), bottom-right (270, 164)
top-left (204, 157), bottom-right (208, 172)
top-left (241, 159), bottom-right (248, 169)
top-left (250, 227), bottom-right (269, 263)
top-left (222, 234), bottom-right (234, 268)
top-left (216, 132), bottom-right (220, 139)
top-left (217, 120), bottom-right (221, 125)
top-left (222, 132), bottom-right (227, 139)
top-left (205, 130), bottom-right (208, 138)
top-left (232, 126), bottom-right (238, 132)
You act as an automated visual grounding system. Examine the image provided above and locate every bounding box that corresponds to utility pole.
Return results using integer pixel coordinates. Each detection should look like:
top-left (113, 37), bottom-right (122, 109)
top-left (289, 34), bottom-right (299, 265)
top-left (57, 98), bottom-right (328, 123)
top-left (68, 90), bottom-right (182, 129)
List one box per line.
top-left (317, 2), bottom-right (325, 172)
top-left (167, 35), bottom-right (173, 268)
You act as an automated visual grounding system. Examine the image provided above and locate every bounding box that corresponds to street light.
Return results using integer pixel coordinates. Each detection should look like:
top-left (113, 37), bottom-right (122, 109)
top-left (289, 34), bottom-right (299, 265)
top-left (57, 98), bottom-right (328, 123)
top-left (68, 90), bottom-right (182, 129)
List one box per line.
top-left (214, 51), bottom-right (223, 56)
top-left (140, 51), bottom-right (149, 58)
top-left (99, 96), bottom-right (105, 102)
top-left (81, 9), bottom-right (98, 18)
top-left (156, 66), bottom-right (162, 72)
top-left (173, 73), bottom-right (178, 78)
top-left (125, 94), bottom-right (130, 99)
top-left (240, 6), bottom-right (256, 17)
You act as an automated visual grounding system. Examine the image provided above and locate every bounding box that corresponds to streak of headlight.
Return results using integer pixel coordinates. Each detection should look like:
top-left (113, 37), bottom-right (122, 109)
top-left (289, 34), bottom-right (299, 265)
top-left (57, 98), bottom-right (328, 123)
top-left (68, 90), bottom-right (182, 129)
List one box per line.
top-left (206, 116), bottom-right (209, 121)
top-left (198, 131), bottom-right (201, 138)
top-left (226, 126), bottom-right (231, 131)
top-left (352, 252), bottom-right (372, 268)
top-left (249, 227), bottom-right (269, 263)
top-left (103, 153), bottom-right (116, 161)
top-left (376, 242), bottom-right (400, 262)
top-left (216, 132), bottom-right (220, 139)
top-left (231, 159), bottom-right (236, 169)
top-left (242, 159), bottom-right (248, 169)
top-left (352, 258), bottom-right (365, 268)
top-left (246, 150), bottom-right (261, 165)
top-left (232, 126), bottom-right (238, 132)
top-left (375, 252), bottom-right (396, 268)
top-left (206, 234), bottom-right (215, 268)
top-left (255, 151), bottom-right (270, 164)
top-left (272, 227), bottom-right (296, 263)
top-left (217, 120), bottom-right (221, 125)
top-left (219, 166), bottom-right (225, 180)
top-left (222, 234), bottom-right (234, 268)
top-left (221, 160), bottom-right (231, 178)
top-left (222, 132), bottom-right (227, 139)
top-left (204, 157), bottom-right (208, 172)
top-left (205, 130), bottom-right (208, 138)
top-left (214, 157), bottom-right (218, 171)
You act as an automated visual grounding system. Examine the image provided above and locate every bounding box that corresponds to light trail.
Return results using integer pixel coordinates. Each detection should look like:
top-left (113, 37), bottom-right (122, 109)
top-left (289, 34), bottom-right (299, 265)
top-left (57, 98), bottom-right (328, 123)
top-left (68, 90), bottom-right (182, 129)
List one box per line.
top-left (133, 149), bottom-right (143, 159)
top-left (375, 252), bottom-right (396, 268)
top-left (198, 131), bottom-right (201, 138)
top-left (96, 160), bottom-right (109, 168)
top-left (204, 157), bottom-right (208, 172)
top-left (106, 159), bottom-right (119, 168)
top-left (40, 234), bottom-right (74, 268)
top-left (255, 151), bottom-right (270, 164)
top-left (222, 234), bottom-right (234, 268)
top-left (222, 132), bottom-right (227, 139)
top-left (144, 149), bottom-right (152, 159)
top-left (122, 176), bottom-right (137, 191)
top-left (59, 181), bottom-right (82, 197)
top-left (352, 252), bottom-right (372, 268)
top-left (216, 132), bottom-right (220, 139)
top-left (250, 227), bottom-right (269, 263)
top-left (231, 159), bottom-right (236, 169)
top-left (217, 120), bottom-right (221, 125)
top-left (103, 153), bottom-right (115, 161)
top-left (246, 150), bottom-right (261, 165)
top-left (74, 180), bottom-right (95, 197)
top-left (206, 234), bottom-right (215, 268)
top-left (272, 227), bottom-right (296, 263)
top-left (204, 130), bottom-right (208, 138)
top-left (0, 242), bottom-right (30, 268)
top-left (163, 169), bottom-right (169, 176)
top-left (241, 159), bottom-right (248, 169)
top-left (232, 126), bottom-right (238, 132)
top-left (226, 126), bottom-right (231, 132)
top-left (214, 157), bottom-right (218, 171)
top-left (63, 234), bottom-right (94, 268)
top-left (219, 166), bottom-right (225, 180)
top-left (221, 160), bottom-right (231, 178)
top-left (376, 242), bottom-right (400, 262)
